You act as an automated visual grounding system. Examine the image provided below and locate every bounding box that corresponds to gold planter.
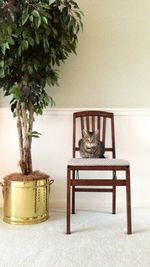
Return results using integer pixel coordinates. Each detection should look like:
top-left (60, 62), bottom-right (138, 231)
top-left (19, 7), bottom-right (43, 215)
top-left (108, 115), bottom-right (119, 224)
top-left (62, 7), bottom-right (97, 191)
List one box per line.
top-left (0, 176), bottom-right (54, 225)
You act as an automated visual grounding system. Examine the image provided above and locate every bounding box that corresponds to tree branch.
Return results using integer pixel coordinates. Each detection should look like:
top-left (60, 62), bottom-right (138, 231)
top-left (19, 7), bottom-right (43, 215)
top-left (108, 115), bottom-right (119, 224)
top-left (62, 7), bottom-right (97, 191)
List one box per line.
top-left (21, 102), bottom-right (29, 174)
top-left (28, 99), bottom-right (33, 173)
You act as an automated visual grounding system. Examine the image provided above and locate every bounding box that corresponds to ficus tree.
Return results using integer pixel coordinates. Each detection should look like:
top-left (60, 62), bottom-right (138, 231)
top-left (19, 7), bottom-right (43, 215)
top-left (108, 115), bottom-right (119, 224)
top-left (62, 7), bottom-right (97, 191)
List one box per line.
top-left (0, 0), bottom-right (83, 175)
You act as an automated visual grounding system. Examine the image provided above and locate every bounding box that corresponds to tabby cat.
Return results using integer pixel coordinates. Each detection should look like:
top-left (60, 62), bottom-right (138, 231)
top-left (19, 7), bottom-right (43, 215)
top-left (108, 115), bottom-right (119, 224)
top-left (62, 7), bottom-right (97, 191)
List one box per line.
top-left (79, 129), bottom-right (105, 158)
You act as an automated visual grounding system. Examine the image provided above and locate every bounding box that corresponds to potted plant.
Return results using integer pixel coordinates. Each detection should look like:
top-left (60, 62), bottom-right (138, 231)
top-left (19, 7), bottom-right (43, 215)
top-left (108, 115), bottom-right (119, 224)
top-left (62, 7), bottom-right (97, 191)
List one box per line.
top-left (0, 0), bottom-right (83, 224)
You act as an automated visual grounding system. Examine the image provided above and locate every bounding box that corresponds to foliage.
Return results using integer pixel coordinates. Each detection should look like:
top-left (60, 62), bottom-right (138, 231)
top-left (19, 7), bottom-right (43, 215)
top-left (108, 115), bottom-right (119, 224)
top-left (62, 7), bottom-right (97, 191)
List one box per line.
top-left (0, 0), bottom-right (83, 174)
top-left (0, 0), bottom-right (83, 115)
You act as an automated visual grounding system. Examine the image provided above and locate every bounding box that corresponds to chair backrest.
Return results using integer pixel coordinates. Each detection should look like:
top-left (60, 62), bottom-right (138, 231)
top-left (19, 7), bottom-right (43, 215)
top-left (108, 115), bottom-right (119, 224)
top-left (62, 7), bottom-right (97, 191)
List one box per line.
top-left (73, 110), bottom-right (116, 158)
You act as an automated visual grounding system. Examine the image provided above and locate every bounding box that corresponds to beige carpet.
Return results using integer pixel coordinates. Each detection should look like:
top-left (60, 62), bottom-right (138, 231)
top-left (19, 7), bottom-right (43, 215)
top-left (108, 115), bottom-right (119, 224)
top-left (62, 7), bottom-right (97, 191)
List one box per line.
top-left (0, 208), bottom-right (150, 267)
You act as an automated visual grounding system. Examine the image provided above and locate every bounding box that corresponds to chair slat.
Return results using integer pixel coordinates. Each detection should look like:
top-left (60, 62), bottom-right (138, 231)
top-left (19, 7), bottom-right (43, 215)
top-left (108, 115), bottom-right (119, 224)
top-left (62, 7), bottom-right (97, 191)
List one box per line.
top-left (75, 188), bottom-right (113, 192)
top-left (92, 116), bottom-right (95, 132)
top-left (80, 117), bottom-right (84, 137)
top-left (102, 117), bottom-right (106, 144)
top-left (86, 116), bottom-right (90, 131)
top-left (97, 116), bottom-right (101, 139)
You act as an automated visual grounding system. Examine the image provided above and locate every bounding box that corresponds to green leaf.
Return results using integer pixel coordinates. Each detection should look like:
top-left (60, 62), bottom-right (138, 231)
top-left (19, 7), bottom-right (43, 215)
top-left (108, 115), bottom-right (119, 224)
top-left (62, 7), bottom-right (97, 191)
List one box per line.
top-left (0, 69), bottom-right (5, 78)
top-left (0, 42), bottom-right (10, 55)
top-left (22, 10), bottom-right (29, 25)
top-left (43, 37), bottom-right (49, 53)
top-left (35, 31), bottom-right (40, 44)
top-left (7, 36), bottom-right (15, 45)
top-left (18, 46), bottom-right (22, 56)
top-left (49, 0), bottom-right (56, 4)
top-left (32, 10), bottom-right (40, 18)
top-left (51, 27), bottom-right (57, 37)
top-left (21, 40), bottom-right (29, 50)
top-left (32, 132), bottom-right (41, 138)
top-left (49, 96), bottom-right (55, 107)
top-left (42, 16), bottom-right (48, 24)
top-left (46, 77), bottom-right (52, 87)
top-left (35, 16), bottom-right (41, 28)
top-left (5, 42), bottom-right (9, 49)
top-left (79, 10), bottom-right (84, 16)
top-left (7, 25), bottom-right (12, 35)
top-left (21, 64), bottom-right (26, 72)
top-left (27, 65), bottom-right (33, 74)
top-left (0, 60), bottom-right (4, 68)
top-left (22, 31), bottom-right (27, 39)
top-left (75, 11), bottom-right (81, 19)
top-left (80, 20), bottom-right (83, 31)
top-left (26, 131), bottom-right (41, 137)
top-left (33, 63), bottom-right (38, 71)
top-left (32, 131), bottom-right (42, 135)
top-left (11, 102), bottom-right (17, 113)
top-left (1, 43), bottom-right (6, 55)
top-left (32, 135), bottom-right (40, 138)
top-left (10, 84), bottom-right (20, 99)
top-left (28, 37), bottom-right (34, 47)
top-left (29, 15), bottom-right (33, 22)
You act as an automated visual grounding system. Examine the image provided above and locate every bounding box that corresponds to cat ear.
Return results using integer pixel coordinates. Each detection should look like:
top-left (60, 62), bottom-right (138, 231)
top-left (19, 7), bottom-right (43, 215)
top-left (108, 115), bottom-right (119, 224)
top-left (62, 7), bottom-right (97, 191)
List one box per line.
top-left (83, 129), bottom-right (88, 138)
top-left (95, 129), bottom-right (99, 138)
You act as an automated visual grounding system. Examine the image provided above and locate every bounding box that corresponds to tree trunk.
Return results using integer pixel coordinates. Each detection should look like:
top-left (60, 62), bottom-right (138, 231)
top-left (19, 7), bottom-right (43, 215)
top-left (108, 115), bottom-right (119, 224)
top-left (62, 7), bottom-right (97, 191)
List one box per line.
top-left (16, 99), bottom-right (34, 175)
top-left (16, 76), bottom-right (34, 175)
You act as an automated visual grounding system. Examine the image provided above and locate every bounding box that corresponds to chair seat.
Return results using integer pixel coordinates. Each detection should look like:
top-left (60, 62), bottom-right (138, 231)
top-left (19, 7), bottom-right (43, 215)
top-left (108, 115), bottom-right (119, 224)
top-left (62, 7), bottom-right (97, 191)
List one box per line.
top-left (67, 158), bottom-right (130, 166)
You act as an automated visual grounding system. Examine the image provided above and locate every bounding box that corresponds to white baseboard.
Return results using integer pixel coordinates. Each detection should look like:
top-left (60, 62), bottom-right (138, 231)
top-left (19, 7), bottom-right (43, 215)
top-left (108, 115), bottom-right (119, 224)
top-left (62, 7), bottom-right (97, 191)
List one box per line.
top-left (1, 107), bottom-right (150, 116)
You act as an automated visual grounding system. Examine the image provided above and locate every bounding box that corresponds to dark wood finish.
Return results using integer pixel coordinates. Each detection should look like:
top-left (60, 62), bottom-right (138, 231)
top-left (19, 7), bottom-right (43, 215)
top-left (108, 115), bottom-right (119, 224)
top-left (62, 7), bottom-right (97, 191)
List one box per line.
top-left (73, 115), bottom-right (76, 158)
top-left (86, 116), bottom-right (90, 131)
top-left (126, 167), bottom-right (132, 234)
top-left (66, 110), bottom-right (132, 235)
top-left (97, 116), bottom-right (100, 139)
top-left (67, 167), bottom-right (71, 234)
top-left (111, 116), bottom-right (116, 158)
top-left (75, 188), bottom-right (113, 192)
top-left (102, 117), bottom-right (106, 145)
top-left (68, 165), bottom-right (129, 171)
top-left (92, 116), bottom-right (95, 131)
top-left (71, 179), bottom-right (127, 186)
top-left (80, 117), bottom-right (84, 137)
top-left (112, 171), bottom-right (117, 214)
top-left (72, 170), bottom-right (75, 214)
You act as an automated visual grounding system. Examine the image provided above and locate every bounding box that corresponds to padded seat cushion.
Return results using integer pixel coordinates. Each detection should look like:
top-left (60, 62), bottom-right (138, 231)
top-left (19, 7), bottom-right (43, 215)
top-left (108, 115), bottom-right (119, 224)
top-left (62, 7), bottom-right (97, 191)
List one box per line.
top-left (67, 158), bottom-right (130, 166)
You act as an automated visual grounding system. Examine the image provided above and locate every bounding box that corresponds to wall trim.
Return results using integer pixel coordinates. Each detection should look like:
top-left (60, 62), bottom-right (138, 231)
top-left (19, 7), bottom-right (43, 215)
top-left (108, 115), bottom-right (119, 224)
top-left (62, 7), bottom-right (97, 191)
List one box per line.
top-left (1, 107), bottom-right (150, 116)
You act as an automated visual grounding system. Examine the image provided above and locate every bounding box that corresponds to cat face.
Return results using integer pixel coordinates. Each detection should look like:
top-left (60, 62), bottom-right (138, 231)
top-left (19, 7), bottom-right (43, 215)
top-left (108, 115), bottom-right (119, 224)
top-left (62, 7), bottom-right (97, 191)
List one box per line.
top-left (82, 129), bottom-right (99, 148)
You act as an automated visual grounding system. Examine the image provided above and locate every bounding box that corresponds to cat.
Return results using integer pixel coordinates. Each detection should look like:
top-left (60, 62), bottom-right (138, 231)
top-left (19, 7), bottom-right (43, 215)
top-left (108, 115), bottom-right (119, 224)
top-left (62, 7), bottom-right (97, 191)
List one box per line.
top-left (79, 129), bottom-right (105, 158)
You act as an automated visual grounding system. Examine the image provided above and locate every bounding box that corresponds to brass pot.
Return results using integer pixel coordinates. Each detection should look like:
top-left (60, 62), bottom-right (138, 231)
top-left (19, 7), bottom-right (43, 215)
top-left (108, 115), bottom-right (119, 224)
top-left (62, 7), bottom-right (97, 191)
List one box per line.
top-left (0, 178), bottom-right (54, 225)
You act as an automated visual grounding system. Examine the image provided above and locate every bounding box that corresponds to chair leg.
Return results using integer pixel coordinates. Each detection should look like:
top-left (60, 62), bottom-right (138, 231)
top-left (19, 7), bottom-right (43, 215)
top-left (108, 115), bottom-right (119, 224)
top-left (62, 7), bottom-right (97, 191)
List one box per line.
top-left (66, 167), bottom-right (71, 234)
top-left (112, 171), bottom-right (116, 214)
top-left (126, 167), bottom-right (132, 234)
top-left (112, 186), bottom-right (116, 214)
top-left (72, 187), bottom-right (75, 214)
top-left (72, 171), bottom-right (75, 214)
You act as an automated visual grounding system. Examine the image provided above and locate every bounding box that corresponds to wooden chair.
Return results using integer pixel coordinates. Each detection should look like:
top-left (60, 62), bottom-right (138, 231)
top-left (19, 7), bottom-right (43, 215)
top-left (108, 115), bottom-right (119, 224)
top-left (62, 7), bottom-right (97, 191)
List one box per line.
top-left (66, 110), bottom-right (132, 234)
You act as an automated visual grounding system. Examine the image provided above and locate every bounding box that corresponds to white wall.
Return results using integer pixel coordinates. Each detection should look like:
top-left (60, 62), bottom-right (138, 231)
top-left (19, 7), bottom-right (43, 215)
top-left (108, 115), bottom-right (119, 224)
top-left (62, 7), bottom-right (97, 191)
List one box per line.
top-left (48, 0), bottom-right (150, 108)
top-left (0, 108), bottom-right (150, 211)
